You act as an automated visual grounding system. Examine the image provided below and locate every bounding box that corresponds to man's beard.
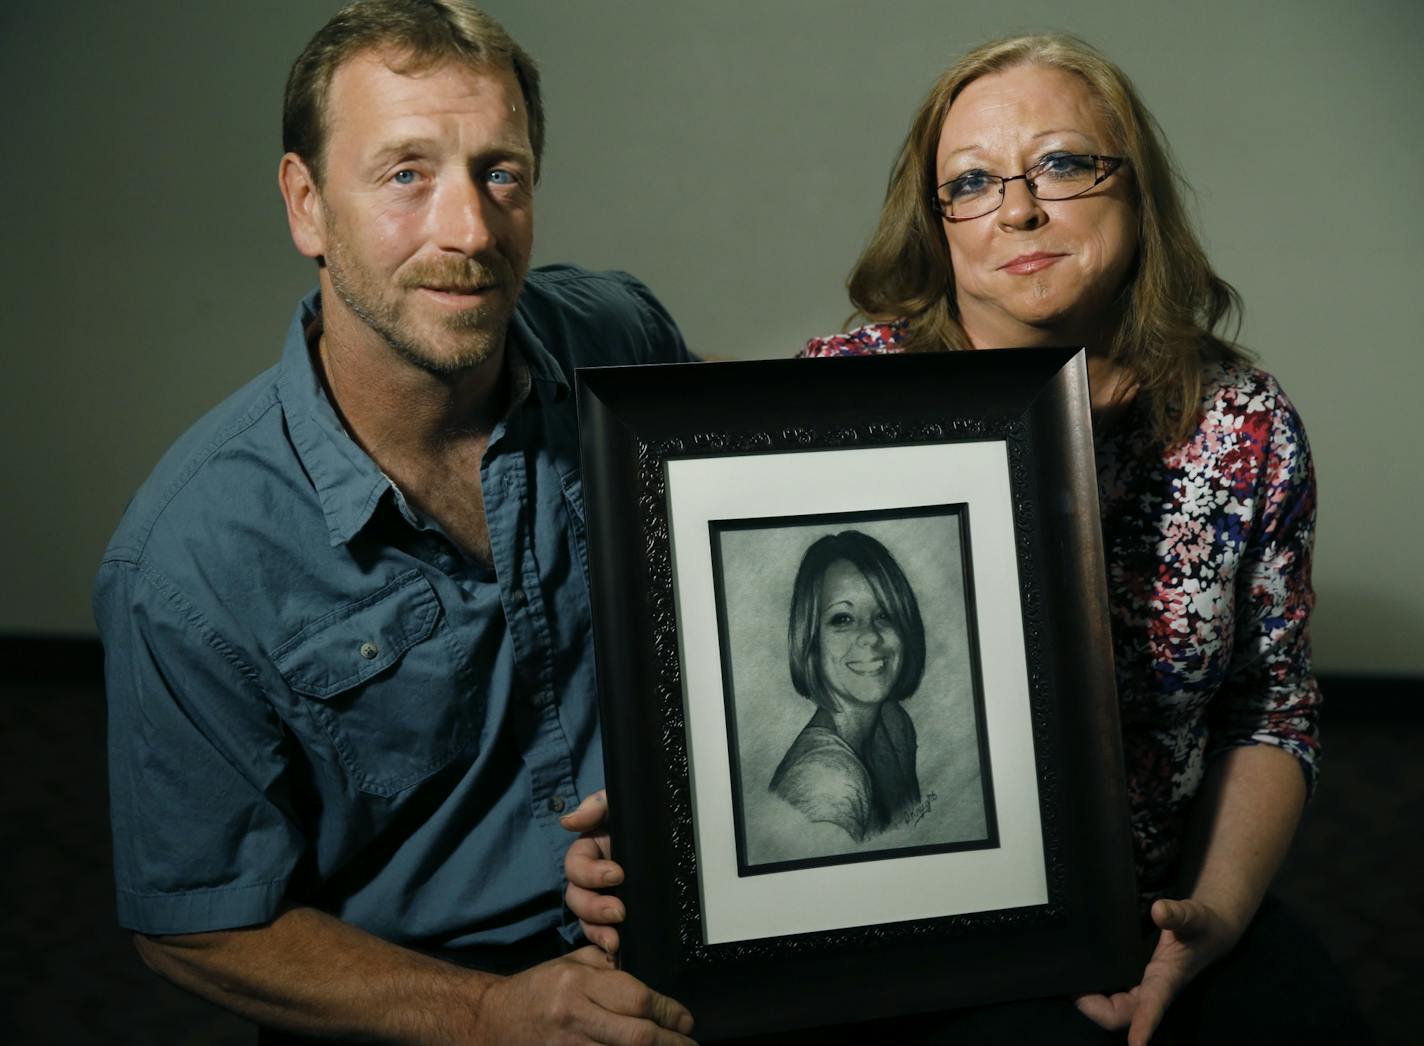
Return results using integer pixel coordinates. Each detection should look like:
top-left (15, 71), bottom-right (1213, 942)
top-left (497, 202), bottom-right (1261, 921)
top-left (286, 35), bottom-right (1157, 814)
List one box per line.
top-left (325, 239), bottom-right (520, 376)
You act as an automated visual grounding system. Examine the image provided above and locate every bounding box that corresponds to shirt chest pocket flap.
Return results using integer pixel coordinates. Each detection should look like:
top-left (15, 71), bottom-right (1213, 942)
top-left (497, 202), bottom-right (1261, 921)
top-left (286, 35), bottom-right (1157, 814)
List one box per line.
top-left (273, 569), bottom-right (478, 798)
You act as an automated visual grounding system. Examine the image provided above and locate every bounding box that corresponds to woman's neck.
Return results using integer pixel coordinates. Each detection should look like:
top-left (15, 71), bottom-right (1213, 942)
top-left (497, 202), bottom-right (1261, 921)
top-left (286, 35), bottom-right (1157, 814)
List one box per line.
top-left (828, 702), bottom-right (884, 758)
top-left (958, 313), bottom-right (1139, 422)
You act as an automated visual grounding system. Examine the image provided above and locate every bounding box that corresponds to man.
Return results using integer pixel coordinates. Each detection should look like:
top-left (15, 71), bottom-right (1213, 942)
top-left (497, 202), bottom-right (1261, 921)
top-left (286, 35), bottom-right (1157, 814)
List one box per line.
top-left (94, 2), bottom-right (695, 1042)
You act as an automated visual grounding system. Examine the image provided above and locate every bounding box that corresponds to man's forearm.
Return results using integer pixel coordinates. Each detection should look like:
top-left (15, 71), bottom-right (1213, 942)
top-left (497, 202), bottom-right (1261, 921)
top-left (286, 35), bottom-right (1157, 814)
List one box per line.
top-left (135, 906), bottom-right (493, 1044)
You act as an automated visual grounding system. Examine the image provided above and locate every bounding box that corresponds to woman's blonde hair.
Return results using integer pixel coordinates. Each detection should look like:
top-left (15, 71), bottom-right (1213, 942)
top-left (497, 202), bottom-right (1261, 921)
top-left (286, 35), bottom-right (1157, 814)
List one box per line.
top-left (848, 33), bottom-right (1246, 444)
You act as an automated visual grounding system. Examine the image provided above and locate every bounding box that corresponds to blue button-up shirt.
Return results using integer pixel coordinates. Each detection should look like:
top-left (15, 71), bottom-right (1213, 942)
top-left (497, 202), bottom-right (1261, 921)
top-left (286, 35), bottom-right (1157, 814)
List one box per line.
top-left (95, 266), bottom-right (691, 958)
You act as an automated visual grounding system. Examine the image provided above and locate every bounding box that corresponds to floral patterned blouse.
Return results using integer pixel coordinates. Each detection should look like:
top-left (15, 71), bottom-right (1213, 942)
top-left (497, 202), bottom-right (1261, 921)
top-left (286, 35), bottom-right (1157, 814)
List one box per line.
top-left (802, 321), bottom-right (1321, 896)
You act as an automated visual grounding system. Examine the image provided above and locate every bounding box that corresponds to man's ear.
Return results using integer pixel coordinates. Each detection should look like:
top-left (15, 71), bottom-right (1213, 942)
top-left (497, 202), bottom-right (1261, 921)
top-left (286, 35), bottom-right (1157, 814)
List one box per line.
top-left (279, 152), bottom-right (327, 260)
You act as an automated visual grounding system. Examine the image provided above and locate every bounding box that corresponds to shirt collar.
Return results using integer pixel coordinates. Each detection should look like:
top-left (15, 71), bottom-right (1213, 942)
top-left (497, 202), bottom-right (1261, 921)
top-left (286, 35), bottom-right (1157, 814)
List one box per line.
top-left (274, 288), bottom-right (568, 548)
top-left (509, 302), bottom-right (572, 404)
top-left (275, 290), bottom-right (392, 548)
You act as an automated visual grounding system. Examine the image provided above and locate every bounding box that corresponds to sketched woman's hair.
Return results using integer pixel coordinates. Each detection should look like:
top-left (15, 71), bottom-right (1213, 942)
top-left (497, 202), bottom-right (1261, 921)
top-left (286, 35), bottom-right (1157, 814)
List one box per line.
top-left (787, 531), bottom-right (926, 710)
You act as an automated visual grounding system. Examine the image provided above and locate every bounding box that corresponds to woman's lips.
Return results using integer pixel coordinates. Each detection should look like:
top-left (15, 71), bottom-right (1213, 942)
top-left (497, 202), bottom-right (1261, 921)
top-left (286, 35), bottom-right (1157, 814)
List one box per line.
top-left (845, 657), bottom-right (888, 675)
top-left (999, 252), bottom-right (1066, 275)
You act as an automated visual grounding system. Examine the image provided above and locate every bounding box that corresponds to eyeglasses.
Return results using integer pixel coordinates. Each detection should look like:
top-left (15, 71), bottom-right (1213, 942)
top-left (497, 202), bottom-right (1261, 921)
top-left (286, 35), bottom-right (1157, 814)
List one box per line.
top-left (931, 154), bottom-right (1127, 222)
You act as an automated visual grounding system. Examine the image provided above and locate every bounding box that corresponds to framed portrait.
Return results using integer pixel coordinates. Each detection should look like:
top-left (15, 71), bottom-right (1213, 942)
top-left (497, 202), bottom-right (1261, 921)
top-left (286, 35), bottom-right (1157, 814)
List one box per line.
top-left (576, 349), bottom-right (1139, 1040)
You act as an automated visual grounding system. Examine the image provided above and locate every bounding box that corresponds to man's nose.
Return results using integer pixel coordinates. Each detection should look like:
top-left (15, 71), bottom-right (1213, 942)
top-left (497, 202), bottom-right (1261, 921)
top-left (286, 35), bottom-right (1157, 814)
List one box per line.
top-left (431, 176), bottom-right (498, 256)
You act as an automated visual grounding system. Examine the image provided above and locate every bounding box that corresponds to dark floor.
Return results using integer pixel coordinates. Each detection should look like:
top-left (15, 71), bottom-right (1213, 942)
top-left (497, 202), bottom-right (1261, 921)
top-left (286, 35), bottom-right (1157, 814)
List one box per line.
top-left (2, 677), bottom-right (1419, 1044)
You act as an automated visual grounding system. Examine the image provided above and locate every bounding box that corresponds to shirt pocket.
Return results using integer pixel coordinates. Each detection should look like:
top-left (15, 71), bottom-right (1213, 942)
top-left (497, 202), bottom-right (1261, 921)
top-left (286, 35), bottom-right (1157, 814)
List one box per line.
top-left (272, 569), bottom-right (479, 798)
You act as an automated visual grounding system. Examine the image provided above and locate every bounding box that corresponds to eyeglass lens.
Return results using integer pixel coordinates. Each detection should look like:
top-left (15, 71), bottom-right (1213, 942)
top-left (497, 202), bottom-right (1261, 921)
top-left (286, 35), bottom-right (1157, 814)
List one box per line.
top-left (941, 155), bottom-right (1107, 220)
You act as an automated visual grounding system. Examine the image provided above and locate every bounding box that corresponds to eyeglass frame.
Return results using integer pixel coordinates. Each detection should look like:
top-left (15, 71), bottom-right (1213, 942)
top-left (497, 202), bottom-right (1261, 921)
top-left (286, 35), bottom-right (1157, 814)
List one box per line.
top-left (930, 154), bottom-right (1128, 223)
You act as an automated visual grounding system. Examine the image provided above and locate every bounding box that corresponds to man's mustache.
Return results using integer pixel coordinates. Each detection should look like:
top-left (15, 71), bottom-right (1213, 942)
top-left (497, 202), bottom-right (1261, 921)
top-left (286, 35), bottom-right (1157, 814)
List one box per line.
top-left (399, 255), bottom-right (512, 294)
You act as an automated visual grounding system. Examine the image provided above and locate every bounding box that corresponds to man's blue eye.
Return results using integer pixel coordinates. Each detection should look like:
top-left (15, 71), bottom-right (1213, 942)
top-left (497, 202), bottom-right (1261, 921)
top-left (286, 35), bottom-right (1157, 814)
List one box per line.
top-left (487, 169), bottom-right (516, 186)
top-left (392, 169), bottom-right (417, 185)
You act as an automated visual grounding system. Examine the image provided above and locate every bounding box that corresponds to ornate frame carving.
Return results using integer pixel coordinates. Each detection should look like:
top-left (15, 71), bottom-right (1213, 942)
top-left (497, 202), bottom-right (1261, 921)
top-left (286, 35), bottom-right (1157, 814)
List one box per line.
top-left (577, 349), bottom-right (1136, 1039)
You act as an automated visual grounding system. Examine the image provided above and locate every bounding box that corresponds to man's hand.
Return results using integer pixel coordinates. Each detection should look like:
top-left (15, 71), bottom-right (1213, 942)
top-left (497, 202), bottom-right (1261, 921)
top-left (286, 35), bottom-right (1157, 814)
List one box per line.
top-left (478, 946), bottom-right (694, 1045)
top-left (561, 790), bottom-right (625, 954)
top-left (132, 906), bottom-right (691, 1044)
top-left (1074, 897), bottom-right (1239, 1046)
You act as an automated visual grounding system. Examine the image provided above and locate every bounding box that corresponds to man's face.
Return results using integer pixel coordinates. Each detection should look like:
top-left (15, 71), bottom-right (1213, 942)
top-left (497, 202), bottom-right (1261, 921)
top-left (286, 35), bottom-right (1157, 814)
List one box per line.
top-left (313, 51), bottom-right (535, 374)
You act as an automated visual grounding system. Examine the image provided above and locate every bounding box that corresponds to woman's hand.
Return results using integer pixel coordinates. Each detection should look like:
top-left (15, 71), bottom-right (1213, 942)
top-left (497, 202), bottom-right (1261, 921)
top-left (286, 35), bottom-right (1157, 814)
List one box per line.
top-left (1075, 896), bottom-right (1241, 1045)
top-left (1077, 745), bottom-right (1308, 1042)
top-left (561, 790), bottom-right (626, 954)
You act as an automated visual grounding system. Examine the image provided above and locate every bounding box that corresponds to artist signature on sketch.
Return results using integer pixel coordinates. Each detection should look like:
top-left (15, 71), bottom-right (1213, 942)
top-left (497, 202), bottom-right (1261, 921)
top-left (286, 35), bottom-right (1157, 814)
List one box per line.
top-left (906, 792), bottom-right (938, 827)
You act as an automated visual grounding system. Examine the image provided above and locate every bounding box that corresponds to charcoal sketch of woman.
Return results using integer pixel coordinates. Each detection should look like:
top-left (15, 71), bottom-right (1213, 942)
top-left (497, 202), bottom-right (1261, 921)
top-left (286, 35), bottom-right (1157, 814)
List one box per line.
top-left (769, 531), bottom-right (927, 842)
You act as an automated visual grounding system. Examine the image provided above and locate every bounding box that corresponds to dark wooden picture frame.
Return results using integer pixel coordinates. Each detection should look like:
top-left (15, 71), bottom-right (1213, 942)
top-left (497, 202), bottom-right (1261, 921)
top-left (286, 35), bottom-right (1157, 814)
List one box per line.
top-left (576, 349), bottom-right (1139, 1040)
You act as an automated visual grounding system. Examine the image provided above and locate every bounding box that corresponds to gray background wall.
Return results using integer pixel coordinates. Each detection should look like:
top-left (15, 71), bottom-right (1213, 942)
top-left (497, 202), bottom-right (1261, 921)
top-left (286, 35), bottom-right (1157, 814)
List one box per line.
top-left (3, 1), bottom-right (1419, 673)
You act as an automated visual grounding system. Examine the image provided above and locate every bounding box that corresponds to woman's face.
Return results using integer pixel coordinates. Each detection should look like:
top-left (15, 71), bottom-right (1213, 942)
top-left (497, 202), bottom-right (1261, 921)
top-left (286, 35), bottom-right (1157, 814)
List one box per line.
top-left (817, 559), bottom-right (903, 708)
top-left (934, 63), bottom-right (1138, 349)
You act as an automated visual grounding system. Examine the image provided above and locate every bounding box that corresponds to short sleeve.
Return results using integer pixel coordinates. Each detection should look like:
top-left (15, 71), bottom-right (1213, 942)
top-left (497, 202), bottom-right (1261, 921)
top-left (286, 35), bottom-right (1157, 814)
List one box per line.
top-left (771, 732), bottom-right (872, 840)
top-left (96, 557), bottom-right (304, 935)
top-left (1207, 383), bottom-right (1322, 792)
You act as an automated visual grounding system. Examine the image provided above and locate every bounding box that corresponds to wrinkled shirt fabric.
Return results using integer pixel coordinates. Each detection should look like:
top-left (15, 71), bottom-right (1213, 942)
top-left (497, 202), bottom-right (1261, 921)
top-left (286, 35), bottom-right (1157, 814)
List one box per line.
top-left (96, 266), bottom-right (692, 959)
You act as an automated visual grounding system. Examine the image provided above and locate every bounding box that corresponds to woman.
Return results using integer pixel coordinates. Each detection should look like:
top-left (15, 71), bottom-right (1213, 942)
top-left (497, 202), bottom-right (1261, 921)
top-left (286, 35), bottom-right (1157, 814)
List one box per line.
top-left (565, 32), bottom-right (1361, 1044)
top-left (793, 32), bottom-right (1358, 1046)
top-left (770, 530), bottom-right (926, 843)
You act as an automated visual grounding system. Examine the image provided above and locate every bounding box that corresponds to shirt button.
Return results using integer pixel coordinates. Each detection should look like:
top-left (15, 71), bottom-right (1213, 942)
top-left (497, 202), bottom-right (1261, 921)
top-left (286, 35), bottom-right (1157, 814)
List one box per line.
top-left (359, 642), bottom-right (379, 660)
top-left (548, 795), bottom-right (566, 813)
top-left (510, 588), bottom-right (528, 610)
